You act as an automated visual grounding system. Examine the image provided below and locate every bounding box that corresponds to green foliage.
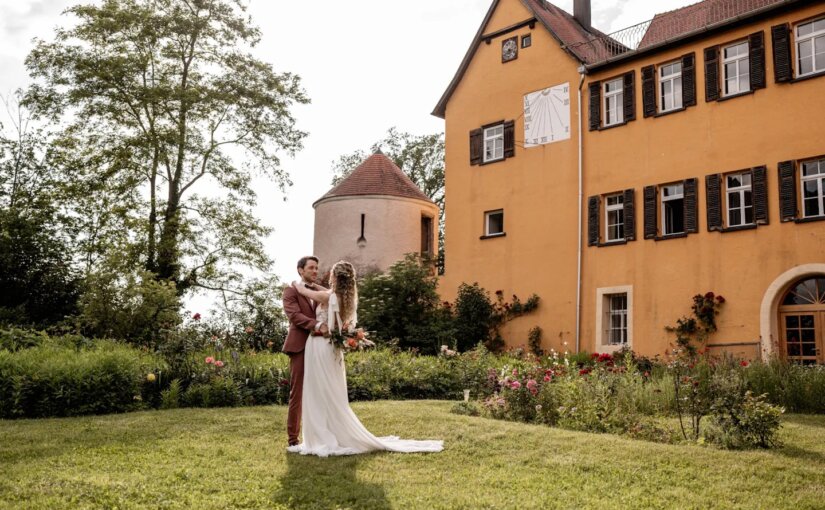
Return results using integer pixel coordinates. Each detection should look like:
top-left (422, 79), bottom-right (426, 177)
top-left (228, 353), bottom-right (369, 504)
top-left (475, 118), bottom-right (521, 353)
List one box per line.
top-left (0, 339), bottom-right (166, 418)
top-left (452, 283), bottom-right (540, 352)
top-left (24, 0), bottom-right (308, 297)
top-left (183, 378), bottom-right (241, 408)
top-left (527, 326), bottom-right (543, 356)
top-left (666, 291), bottom-right (726, 355)
top-left (743, 358), bottom-right (825, 413)
top-left (160, 379), bottom-right (182, 410)
top-left (358, 254), bottom-right (452, 354)
top-left (449, 401), bottom-right (481, 417)
top-left (707, 389), bottom-right (784, 449)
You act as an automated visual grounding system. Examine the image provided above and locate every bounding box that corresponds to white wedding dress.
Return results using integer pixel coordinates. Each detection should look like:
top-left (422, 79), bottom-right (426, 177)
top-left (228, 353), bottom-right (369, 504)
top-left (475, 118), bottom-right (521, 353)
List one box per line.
top-left (287, 293), bottom-right (443, 457)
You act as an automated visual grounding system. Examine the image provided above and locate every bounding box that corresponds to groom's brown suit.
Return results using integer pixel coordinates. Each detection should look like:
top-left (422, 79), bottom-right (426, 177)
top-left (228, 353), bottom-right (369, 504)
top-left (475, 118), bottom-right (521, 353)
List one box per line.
top-left (282, 283), bottom-right (319, 445)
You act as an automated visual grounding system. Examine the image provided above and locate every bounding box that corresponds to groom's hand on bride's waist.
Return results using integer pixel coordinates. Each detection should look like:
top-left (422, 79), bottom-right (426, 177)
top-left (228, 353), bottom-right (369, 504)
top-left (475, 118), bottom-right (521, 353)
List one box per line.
top-left (317, 323), bottom-right (330, 337)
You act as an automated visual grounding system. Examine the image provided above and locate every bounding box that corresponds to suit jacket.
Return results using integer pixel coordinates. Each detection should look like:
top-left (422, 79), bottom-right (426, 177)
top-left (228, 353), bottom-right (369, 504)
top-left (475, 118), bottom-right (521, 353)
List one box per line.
top-left (282, 283), bottom-right (318, 354)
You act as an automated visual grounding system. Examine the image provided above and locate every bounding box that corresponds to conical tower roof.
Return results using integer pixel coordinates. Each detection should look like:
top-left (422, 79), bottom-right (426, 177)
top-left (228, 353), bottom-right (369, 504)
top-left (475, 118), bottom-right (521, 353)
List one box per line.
top-left (314, 152), bottom-right (432, 207)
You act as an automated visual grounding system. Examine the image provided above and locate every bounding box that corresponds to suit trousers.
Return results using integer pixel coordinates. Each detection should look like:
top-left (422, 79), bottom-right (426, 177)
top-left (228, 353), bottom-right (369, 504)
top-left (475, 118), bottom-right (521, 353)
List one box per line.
top-left (287, 349), bottom-right (305, 444)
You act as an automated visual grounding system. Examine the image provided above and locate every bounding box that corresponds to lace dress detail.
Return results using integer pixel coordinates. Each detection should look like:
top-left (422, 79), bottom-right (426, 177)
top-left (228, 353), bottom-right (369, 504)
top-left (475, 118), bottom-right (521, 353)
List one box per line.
top-left (286, 293), bottom-right (443, 457)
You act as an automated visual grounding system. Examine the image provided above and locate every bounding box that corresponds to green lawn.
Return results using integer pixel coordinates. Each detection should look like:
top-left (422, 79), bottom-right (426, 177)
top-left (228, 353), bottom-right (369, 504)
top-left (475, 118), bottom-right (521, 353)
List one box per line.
top-left (1, 402), bottom-right (824, 509)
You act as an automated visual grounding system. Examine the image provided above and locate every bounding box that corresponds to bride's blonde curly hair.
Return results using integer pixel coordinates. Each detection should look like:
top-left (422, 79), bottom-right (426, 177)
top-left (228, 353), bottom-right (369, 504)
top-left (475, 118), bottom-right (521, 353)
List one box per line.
top-left (330, 261), bottom-right (357, 325)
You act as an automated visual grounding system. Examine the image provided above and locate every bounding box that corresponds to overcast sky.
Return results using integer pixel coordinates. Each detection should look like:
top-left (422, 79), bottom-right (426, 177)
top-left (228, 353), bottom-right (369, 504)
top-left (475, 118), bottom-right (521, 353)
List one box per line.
top-left (0, 0), bottom-right (696, 315)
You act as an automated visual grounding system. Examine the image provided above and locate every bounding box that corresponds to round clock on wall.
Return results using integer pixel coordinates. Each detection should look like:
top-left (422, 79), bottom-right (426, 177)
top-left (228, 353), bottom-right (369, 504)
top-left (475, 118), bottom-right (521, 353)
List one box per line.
top-left (502, 36), bottom-right (518, 62)
top-left (523, 82), bottom-right (571, 147)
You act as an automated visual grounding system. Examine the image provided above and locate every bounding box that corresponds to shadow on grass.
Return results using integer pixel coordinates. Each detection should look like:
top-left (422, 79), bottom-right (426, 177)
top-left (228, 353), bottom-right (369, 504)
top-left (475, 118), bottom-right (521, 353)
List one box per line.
top-left (783, 414), bottom-right (825, 428)
top-left (272, 452), bottom-right (391, 510)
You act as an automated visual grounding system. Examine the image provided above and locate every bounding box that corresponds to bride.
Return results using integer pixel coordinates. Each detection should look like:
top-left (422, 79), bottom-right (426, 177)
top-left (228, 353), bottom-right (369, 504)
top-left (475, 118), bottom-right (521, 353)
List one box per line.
top-left (287, 260), bottom-right (443, 457)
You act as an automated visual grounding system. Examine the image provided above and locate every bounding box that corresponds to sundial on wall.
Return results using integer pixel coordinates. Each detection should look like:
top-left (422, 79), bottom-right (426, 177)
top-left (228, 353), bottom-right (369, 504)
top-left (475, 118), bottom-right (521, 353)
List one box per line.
top-left (523, 83), bottom-right (571, 147)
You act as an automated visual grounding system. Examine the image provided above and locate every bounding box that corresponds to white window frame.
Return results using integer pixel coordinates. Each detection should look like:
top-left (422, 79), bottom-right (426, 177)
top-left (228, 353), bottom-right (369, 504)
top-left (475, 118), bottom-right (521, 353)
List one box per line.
top-left (726, 171), bottom-right (754, 227)
top-left (596, 285), bottom-right (633, 353)
top-left (661, 183), bottom-right (685, 235)
top-left (483, 124), bottom-right (504, 163)
top-left (484, 209), bottom-right (505, 236)
top-left (795, 18), bottom-right (825, 77)
top-left (722, 41), bottom-right (750, 96)
top-left (604, 193), bottom-right (625, 242)
top-left (801, 159), bottom-right (825, 218)
top-left (602, 78), bottom-right (624, 126)
top-left (658, 61), bottom-right (683, 113)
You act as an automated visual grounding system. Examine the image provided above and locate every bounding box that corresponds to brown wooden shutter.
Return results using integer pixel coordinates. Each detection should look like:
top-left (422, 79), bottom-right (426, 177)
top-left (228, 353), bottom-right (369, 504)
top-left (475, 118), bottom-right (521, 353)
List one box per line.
top-left (705, 174), bottom-right (723, 231)
top-left (623, 71), bottom-right (635, 122)
top-left (682, 53), bottom-right (697, 107)
top-left (588, 196), bottom-right (600, 246)
top-left (749, 31), bottom-right (767, 90)
top-left (772, 23), bottom-right (793, 83)
top-left (752, 165), bottom-right (769, 224)
top-left (588, 81), bottom-right (601, 131)
top-left (704, 46), bottom-right (720, 102)
top-left (778, 160), bottom-right (797, 221)
top-left (684, 178), bottom-right (698, 233)
top-left (643, 185), bottom-right (657, 239)
top-left (469, 128), bottom-right (482, 165)
top-left (642, 65), bottom-right (656, 117)
top-left (623, 188), bottom-right (636, 241)
top-left (503, 120), bottom-right (515, 158)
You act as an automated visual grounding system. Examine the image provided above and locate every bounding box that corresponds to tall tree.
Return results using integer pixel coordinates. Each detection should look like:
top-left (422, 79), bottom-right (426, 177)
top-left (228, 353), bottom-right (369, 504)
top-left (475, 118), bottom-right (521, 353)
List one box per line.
top-left (331, 127), bottom-right (445, 270)
top-left (24, 0), bottom-right (309, 297)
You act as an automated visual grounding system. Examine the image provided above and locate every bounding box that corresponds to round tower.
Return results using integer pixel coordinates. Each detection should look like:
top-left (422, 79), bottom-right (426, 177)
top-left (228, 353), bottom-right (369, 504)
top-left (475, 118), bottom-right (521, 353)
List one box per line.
top-left (313, 152), bottom-right (439, 277)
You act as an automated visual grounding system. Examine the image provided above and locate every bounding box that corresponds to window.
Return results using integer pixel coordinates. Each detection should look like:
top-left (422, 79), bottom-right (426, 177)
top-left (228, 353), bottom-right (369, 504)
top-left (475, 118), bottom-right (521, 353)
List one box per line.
top-left (659, 61), bottom-right (683, 112)
top-left (607, 294), bottom-right (628, 346)
top-left (521, 34), bottom-right (532, 48)
top-left (801, 158), bottom-right (825, 218)
top-left (484, 210), bottom-right (504, 236)
top-left (603, 78), bottom-right (624, 126)
top-left (722, 41), bottom-right (750, 95)
top-left (605, 193), bottom-right (625, 241)
top-left (661, 183), bottom-right (685, 235)
top-left (420, 216), bottom-right (433, 255)
top-left (483, 124), bottom-right (504, 163)
top-left (596, 285), bottom-right (633, 351)
top-left (726, 172), bottom-right (754, 226)
top-left (796, 18), bottom-right (825, 77)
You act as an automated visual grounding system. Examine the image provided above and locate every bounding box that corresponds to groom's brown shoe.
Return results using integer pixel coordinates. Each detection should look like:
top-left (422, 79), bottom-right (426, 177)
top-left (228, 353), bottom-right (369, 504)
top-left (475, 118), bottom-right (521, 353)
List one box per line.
top-left (288, 440), bottom-right (299, 447)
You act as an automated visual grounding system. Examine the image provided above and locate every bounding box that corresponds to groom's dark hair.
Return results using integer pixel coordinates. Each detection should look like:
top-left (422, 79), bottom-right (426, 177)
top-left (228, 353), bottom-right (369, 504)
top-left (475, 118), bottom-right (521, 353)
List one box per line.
top-left (297, 256), bottom-right (319, 269)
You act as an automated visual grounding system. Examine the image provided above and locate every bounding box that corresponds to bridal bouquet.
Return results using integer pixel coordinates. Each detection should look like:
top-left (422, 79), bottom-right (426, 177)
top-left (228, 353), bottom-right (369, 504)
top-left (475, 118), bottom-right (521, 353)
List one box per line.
top-left (329, 326), bottom-right (375, 352)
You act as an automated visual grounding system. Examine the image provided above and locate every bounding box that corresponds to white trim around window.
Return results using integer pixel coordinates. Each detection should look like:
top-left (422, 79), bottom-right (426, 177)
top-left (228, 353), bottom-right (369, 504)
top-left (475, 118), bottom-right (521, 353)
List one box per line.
top-left (483, 124), bottom-right (504, 163)
top-left (795, 17), bottom-right (825, 77)
top-left (484, 209), bottom-right (505, 236)
top-left (659, 61), bottom-right (683, 112)
top-left (605, 193), bottom-right (625, 242)
top-left (595, 285), bottom-right (633, 353)
top-left (801, 158), bottom-right (825, 218)
top-left (725, 171), bottom-right (754, 227)
top-left (722, 41), bottom-right (750, 96)
top-left (602, 78), bottom-right (624, 126)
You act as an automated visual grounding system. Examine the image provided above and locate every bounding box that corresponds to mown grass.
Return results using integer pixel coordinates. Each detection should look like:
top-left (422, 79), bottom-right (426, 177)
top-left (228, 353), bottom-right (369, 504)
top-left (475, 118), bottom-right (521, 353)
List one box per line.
top-left (1, 401), bottom-right (824, 509)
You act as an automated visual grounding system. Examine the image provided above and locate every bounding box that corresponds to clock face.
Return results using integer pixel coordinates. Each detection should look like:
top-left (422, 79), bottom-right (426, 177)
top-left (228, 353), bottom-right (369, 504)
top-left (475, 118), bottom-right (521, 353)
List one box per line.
top-left (502, 37), bottom-right (518, 62)
top-left (523, 83), bottom-right (571, 147)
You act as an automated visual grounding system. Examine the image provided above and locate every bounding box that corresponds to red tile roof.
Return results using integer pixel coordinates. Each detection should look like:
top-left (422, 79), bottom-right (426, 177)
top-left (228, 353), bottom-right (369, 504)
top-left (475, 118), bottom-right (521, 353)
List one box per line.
top-left (314, 152), bottom-right (432, 206)
top-left (639, 0), bottom-right (788, 49)
top-left (523, 0), bottom-right (618, 63)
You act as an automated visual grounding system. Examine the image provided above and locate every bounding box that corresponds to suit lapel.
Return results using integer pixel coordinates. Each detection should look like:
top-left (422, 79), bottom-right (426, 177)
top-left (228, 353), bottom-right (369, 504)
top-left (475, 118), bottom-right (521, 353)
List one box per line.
top-left (294, 284), bottom-right (314, 315)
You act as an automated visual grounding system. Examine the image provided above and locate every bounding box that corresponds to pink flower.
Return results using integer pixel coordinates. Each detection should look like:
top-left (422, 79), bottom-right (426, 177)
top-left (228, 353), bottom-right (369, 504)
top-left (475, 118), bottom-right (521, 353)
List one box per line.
top-left (543, 375), bottom-right (551, 382)
top-left (526, 379), bottom-right (537, 389)
top-left (205, 356), bottom-right (214, 364)
top-left (192, 312), bottom-right (201, 321)
top-left (215, 360), bottom-right (224, 368)
top-left (512, 368), bottom-right (518, 376)
top-left (510, 381), bottom-right (521, 389)
top-left (244, 326), bottom-right (254, 334)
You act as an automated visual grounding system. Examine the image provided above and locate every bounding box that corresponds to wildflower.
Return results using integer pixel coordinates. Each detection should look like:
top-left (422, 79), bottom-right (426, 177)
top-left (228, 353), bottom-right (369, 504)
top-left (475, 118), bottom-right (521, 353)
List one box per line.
top-left (543, 375), bottom-right (551, 382)
top-left (495, 290), bottom-right (503, 296)
top-left (535, 405), bottom-right (542, 412)
top-left (526, 379), bottom-right (537, 389)
top-left (716, 295), bottom-right (726, 303)
top-left (740, 360), bottom-right (750, 367)
top-left (205, 356), bottom-right (215, 364)
top-left (279, 379), bottom-right (289, 386)
top-left (643, 371), bottom-right (650, 378)
top-left (245, 326), bottom-right (254, 334)
top-left (215, 360), bottom-right (225, 368)
top-left (192, 312), bottom-right (201, 321)
top-left (146, 373), bottom-right (156, 382)
top-left (266, 341), bottom-right (274, 348)
top-left (704, 291), bottom-right (715, 300)
top-left (347, 338), bottom-right (358, 349)
top-left (579, 368), bottom-right (591, 376)
top-left (510, 381), bottom-right (522, 389)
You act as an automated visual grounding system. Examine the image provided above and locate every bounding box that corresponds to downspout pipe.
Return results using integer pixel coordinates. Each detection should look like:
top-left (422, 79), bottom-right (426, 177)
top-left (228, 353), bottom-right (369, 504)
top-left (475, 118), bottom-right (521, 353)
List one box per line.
top-left (575, 67), bottom-right (586, 354)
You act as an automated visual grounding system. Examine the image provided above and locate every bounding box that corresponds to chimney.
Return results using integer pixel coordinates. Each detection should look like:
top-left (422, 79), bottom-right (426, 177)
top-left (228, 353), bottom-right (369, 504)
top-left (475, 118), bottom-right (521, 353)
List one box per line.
top-left (574, 0), bottom-right (591, 29)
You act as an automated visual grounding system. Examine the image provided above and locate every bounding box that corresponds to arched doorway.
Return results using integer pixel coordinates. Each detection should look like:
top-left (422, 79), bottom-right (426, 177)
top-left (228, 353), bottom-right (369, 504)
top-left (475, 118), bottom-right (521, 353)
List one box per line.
top-left (778, 276), bottom-right (825, 364)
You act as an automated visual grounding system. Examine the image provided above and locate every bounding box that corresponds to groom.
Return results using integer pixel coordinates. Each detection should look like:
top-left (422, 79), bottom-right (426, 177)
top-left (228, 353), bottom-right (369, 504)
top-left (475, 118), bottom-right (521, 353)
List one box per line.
top-left (282, 255), bottom-right (329, 446)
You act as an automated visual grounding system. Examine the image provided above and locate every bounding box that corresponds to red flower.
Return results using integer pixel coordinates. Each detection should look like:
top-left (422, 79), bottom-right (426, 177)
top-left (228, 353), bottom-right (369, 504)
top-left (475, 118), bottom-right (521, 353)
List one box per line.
top-left (495, 290), bottom-right (503, 296)
top-left (716, 296), bottom-right (726, 304)
top-left (192, 312), bottom-right (201, 321)
top-left (578, 368), bottom-right (591, 376)
top-left (543, 375), bottom-right (551, 382)
top-left (740, 360), bottom-right (750, 367)
top-left (591, 353), bottom-right (600, 359)
top-left (704, 292), bottom-right (715, 300)
top-left (347, 338), bottom-right (358, 349)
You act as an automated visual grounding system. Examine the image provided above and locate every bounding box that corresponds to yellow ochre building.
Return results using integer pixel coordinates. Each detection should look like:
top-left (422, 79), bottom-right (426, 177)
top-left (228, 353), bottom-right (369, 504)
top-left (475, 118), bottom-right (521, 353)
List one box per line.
top-left (433, 0), bottom-right (825, 362)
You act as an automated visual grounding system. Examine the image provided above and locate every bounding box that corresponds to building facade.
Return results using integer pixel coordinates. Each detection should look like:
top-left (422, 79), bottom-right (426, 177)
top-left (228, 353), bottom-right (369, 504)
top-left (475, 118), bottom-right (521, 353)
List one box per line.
top-left (434, 0), bottom-right (825, 361)
top-left (313, 152), bottom-right (439, 277)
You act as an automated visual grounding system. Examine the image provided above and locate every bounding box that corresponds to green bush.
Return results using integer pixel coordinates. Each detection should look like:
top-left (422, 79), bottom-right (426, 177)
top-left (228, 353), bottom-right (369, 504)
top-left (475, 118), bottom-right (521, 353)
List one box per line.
top-left (0, 340), bottom-right (166, 418)
top-left (744, 358), bottom-right (825, 413)
top-left (183, 378), bottom-right (241, 408)
top-left (161, 379), bottom-right (182, 409)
